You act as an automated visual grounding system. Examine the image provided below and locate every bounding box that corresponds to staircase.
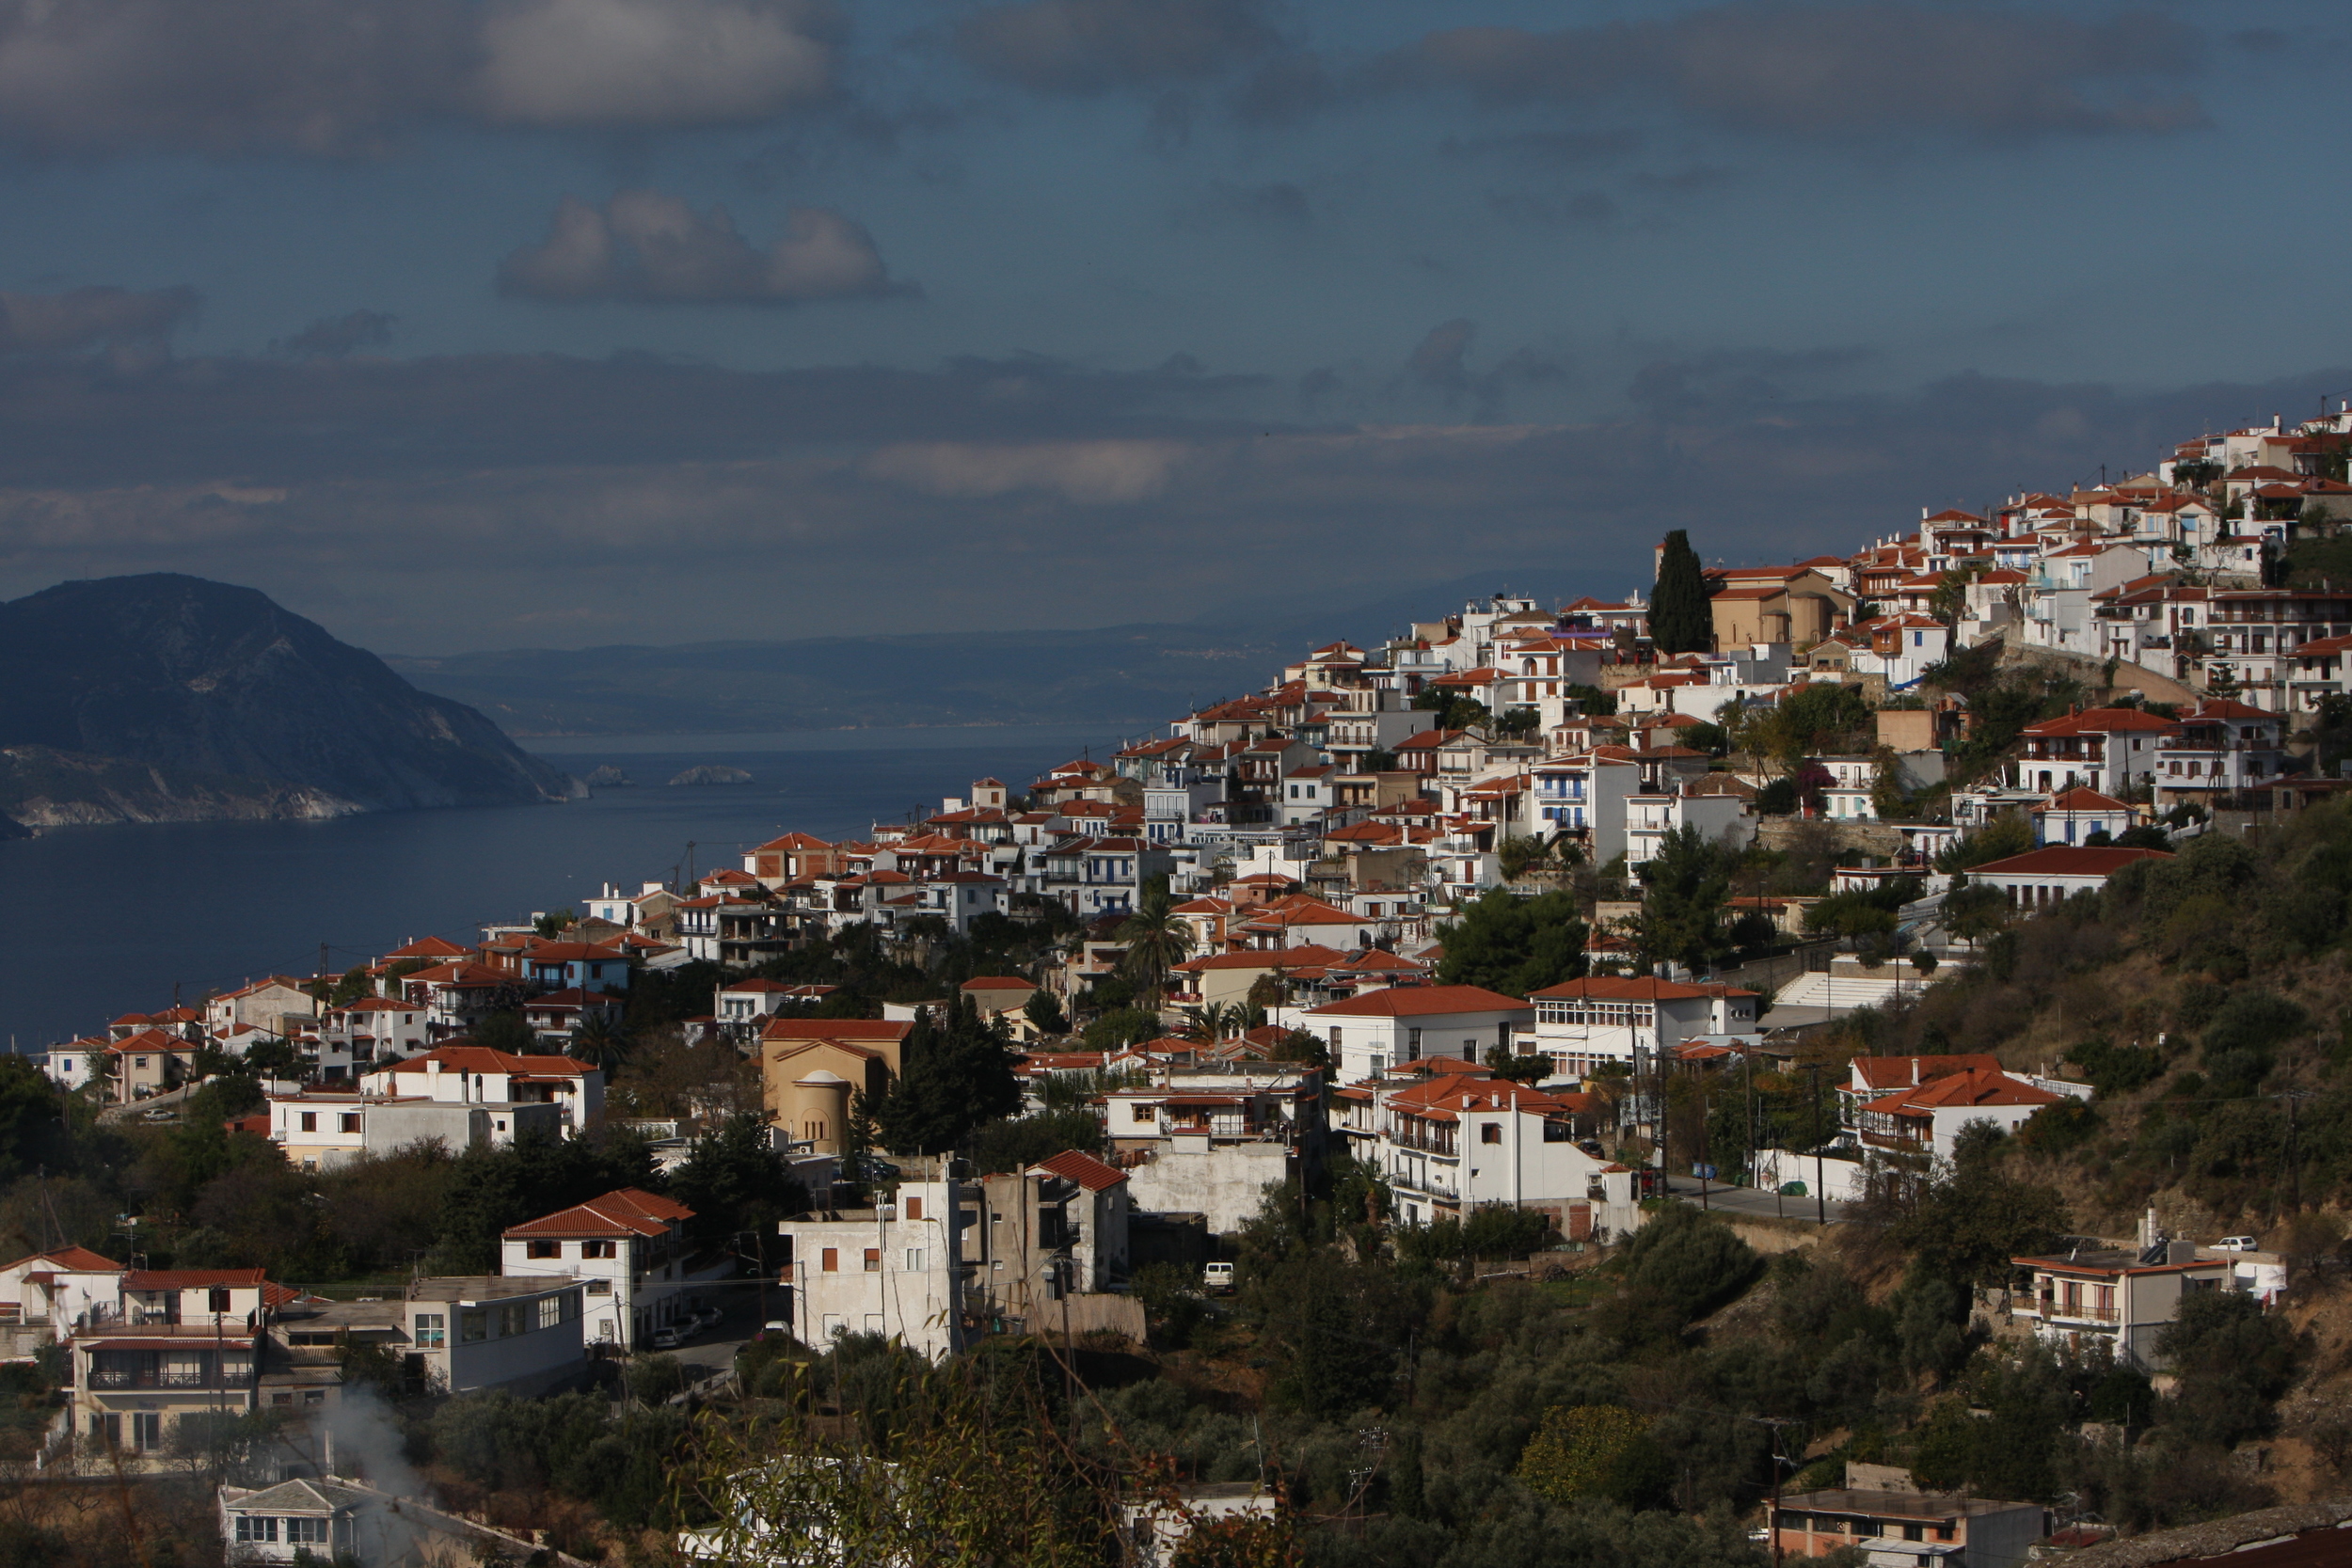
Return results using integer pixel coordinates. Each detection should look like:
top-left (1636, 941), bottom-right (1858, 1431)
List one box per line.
top-left (1772, 972), bottom-right (1921, 1011)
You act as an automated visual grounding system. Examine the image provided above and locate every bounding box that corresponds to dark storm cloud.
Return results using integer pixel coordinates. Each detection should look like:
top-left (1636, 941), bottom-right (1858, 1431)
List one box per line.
top-left (952, 0), bottom-right (1280, 94)
top-left (498, 191), bottom-right (912, 305)
top-left (272, 309), bottom-right (396, 359)
top-left (1383, 2), bottom-right (2207, 140)
top-left (0, 0), bottom-right (841, 154)
top-left (0, 286), bottom-right (198, 356)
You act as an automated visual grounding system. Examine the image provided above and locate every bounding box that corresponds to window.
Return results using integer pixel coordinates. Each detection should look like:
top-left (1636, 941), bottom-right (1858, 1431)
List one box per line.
top-left (234, 1516), bottom-right (279, 1544)
top-left (537, 1295), bottom-right (563, 1331)
top-left (461, 1310), bottom-right (487, 1343)
top-left (582, 1239), bottom-right (617, 1259)
top-left (863, 1248), bottom-right (882, 1272)
top-left (132, 1412), bottom-right (160, 1449)
top-left (415, 1314), bottom-right (445, 1348)
top-left (905, 1248), bottom-right (926, 1272)
top-left (821, 1247), bottom-right (839, 1273)
top-left (905, 1196), bottom-right (923, 1221)
top-left (300, 1112), bottom-right (317, 1132)
top-left (286, 1517), bottom-right (327, 1544)
top-left (528, 1239), bottom-right (561, 1259)
top-left (1481, 1123), bottom-right (1502, 1145)
top-left (498, 1303), bottom-right (527, 1338)
top-left (340, 1114), bottom-right (361, 1134)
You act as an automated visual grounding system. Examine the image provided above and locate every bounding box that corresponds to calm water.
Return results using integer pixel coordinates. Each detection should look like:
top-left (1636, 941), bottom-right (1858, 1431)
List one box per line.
top-left (0, 724), bottom-right (1121, 1049)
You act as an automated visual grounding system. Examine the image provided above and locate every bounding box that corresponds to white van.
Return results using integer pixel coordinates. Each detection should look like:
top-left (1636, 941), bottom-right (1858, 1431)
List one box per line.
top-left (1201, 1261), bottom-right (1235, 1294)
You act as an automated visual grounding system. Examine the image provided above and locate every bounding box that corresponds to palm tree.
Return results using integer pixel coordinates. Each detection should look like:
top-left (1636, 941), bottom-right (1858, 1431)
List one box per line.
top-left (570, 1010), bottom-right (631, 1073)
top-left (1115, 880), bottom-right (1194, 1013)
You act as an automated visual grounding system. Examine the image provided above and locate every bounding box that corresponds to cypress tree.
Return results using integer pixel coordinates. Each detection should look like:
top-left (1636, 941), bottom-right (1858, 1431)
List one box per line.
top-left (1647, 530), bottom-right (1713, 654)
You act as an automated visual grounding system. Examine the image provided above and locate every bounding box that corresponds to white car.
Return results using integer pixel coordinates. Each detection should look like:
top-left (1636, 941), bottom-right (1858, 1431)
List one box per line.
top-left (2216, 1236), bottom-right (2260, 1253)
top-left (1201, 1261), bottom-right (1235, 1294)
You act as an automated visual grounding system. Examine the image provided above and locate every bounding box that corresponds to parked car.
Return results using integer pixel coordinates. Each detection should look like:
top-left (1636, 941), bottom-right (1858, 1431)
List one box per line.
top-left (692, 1306), bottom-right (723, 1330)
top-left (1202, 1261), bottom-right (1235, 1294)
top-left (2217, 1236), bottom-right (2260, 1252)
top-left (649, 1326), bottom-right (682, 1351)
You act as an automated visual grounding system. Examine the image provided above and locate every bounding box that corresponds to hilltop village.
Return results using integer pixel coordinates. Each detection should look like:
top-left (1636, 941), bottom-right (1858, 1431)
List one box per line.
top-left (16, 406), bottom-right (2352, 1566)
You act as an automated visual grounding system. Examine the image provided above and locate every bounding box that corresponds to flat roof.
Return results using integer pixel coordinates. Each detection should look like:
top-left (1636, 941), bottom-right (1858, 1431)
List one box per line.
top-left (406, 1275), bottom-right (581, 1303)
top-left (1778, 1489), bottom-right (2039, 1519)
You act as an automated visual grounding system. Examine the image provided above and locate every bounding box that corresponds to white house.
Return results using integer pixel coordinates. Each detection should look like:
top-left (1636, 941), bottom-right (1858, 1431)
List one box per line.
top-left (404, 1275), bottom-right (589, 1396)
top-left (265, 1088), bottom-right (568, 1167)
top-left (316, 996), bottom-right (432, 1070)
top-left (2030, 787), bottom-right (2136, 846)
top-left (501, 1187), bottom-right (697, 1351)
top-left (777, 1179), bottom-right (971, 1361)
top-left (359, 1044), bottom-right (604, 1133)
top-left (1855, 1066), bottom-right (2066, 1160)
top-left (1375, 1073), bottom-right (1643, 1237)
top-left (1967, 845), bottom-right (2173, 913)
top-left (0, 1245), bottom-right (123, 1343)
top-left (1282, 986), bottom-right (1535, 1083)
top-left (1525, 976), bottom-right (1759, 1082)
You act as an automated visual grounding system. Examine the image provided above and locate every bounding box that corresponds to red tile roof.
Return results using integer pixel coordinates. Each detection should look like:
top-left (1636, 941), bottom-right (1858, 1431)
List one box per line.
top-left (1529, 976), bottom-right (1756, 1001)
top-left (1031, 1148), bottom-right (1128, 1192)
top-left (1307, 985), bottom-right (1531, 1018)
top-left (1971, 846), bottom-right (2172, 878)
top-left (124, 1268), bottom-right (267, 1291)
top-left (0, 1245), bottom-right (121, 1275)
top-left (503, 1187), bottom-right (693, 1240)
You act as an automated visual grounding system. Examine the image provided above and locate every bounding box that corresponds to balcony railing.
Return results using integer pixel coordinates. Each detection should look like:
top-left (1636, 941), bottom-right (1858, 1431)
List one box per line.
top-left (2031, 1302), bottom-right (2119, 1323)
top-left (87, 1369), bottom-right (252, 1390)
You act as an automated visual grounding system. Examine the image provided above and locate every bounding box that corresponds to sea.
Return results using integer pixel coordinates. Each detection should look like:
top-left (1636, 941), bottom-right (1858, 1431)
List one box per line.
top-left (0, 723), bottom-right (1130, 1051)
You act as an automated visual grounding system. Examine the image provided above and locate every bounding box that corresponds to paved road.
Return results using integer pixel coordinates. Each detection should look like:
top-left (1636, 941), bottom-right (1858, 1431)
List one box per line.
top-left (1661, 1174), bottom-right (1857, 1224)
top-left (658, 1280), bottom-right (779, 1379)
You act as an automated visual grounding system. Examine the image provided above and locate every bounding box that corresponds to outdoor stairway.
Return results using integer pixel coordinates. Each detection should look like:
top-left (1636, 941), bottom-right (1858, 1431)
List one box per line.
top-left (1772, 971), bottom-right (1921, 1011)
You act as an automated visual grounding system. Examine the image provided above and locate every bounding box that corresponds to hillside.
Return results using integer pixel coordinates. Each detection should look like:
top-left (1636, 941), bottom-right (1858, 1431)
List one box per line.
top-left (0, 575), bottom-right (576, 830)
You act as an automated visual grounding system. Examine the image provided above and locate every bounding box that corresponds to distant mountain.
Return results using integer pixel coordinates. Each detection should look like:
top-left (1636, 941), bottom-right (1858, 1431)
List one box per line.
top-left (0, 575), bottom-right (576, 831)
top-left (387, 571), bottom-right (1630, 737)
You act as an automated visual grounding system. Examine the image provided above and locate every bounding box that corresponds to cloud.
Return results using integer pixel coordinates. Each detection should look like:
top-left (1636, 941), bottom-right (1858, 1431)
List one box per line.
top-left (498, 190), bottom-right (911, 305)
top-left (0, 0), bottom-right (838, 155)
top-left (0, 286), bottom-right (197, 357)
top-left (861, 438), bottom-right (1192, 503)
top-left (1176, 180), bottom-right (1311, 230)
top-left (272, 309), bottom-right (395, 359)
top-left (953, 0), bottom-right (1279, 94)
top-left (1384, 2), bottom-right (2207, 140)
top-left (1438, 129), bottom-right (1645, 165)
top-left (476, 0), bottom-right (836, 128)
top-left (1, 338), bottom-right (2342, 653)
top-left (1406, 319), bottom-right (1476, 394)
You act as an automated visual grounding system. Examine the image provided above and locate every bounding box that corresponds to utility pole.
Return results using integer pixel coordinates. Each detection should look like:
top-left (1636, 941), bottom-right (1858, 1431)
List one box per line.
top-left (2287, 1091), bottom-right (2305, 1212)
top-left (1804, 1064), bottom-right (1827, 1226)
top-left (1753, 1416), bottom-right (1798, 1568)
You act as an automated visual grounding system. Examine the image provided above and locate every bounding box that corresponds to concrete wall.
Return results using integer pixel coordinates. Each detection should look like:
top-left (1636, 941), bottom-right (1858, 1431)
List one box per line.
top-left (1754, 1147), bottom-right (1867, 1202)
top-left (1126, 1143), bottom-right (1292, 1234)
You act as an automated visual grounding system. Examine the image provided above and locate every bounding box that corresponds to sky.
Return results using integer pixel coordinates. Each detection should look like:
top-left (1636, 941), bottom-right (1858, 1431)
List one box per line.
top-left (0, 0), bottom-right (2345, 654)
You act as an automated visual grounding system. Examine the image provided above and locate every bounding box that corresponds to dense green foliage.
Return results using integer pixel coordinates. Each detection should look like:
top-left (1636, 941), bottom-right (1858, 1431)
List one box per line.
top-left (1647, 531), bottom-right (1713, 655)
top-left (1437, 888), bottom-right (1589, 995)
top-left (866, 996), bottom-right (1025, 1155)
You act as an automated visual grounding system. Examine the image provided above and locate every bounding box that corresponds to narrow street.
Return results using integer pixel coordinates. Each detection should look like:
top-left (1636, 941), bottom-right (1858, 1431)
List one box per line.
top-left (1660, 1173), bottom-right (1858, 1224)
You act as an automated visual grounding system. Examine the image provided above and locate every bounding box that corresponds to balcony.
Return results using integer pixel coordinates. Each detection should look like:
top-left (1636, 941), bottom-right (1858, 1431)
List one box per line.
top-left (2029, 1301), bottom-right (2119, 1324)
top-left (87, 1369), bottom-right (252, 1391)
